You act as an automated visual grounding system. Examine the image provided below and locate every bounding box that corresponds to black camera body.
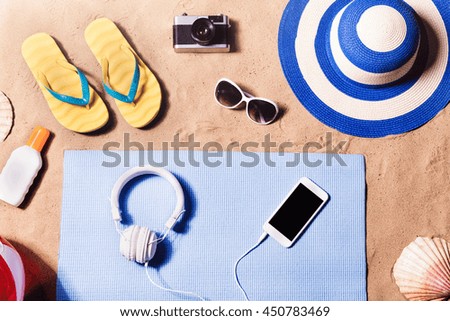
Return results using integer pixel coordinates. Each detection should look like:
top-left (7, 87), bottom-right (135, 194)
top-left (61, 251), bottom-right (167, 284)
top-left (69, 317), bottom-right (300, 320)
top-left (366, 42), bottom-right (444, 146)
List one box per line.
top-left (173, 14), bottom-right (231, 53)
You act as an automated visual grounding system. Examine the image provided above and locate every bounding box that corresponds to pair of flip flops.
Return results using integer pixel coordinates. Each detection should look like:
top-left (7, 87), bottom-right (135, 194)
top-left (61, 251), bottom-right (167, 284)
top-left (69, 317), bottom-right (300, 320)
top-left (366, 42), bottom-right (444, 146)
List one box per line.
top-left (22, 18), bottom-right (161, 133)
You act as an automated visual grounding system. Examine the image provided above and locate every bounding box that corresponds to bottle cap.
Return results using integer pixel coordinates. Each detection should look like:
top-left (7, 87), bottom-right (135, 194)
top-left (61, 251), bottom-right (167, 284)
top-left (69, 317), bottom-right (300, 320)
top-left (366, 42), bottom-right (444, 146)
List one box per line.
top-left (26, 126), bottom-right (50, 152)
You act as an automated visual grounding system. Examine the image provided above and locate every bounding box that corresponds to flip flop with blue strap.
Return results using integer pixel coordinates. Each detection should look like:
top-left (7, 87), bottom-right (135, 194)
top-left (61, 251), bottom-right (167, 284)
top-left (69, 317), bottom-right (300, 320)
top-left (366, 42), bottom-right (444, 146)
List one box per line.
top-left (22, 33), bottom-right (109, 133)
top-left (85, 18), bottom-right (162, 128)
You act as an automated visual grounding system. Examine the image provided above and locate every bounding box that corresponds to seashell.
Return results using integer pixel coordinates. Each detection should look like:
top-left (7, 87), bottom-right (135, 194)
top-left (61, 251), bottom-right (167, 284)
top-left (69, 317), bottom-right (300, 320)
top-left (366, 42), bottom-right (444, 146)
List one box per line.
top-left (393, 237), bottom-right (450, 301)
top-left (0, 91), bottom-right (13, 142)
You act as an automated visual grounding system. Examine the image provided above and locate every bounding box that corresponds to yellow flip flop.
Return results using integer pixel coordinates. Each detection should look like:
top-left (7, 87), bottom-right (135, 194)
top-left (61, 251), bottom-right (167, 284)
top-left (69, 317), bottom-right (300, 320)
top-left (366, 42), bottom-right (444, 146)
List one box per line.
top-left (22, 33), bottom-right (109, 133)
top-left (85, 18), bottom-right (162, 128)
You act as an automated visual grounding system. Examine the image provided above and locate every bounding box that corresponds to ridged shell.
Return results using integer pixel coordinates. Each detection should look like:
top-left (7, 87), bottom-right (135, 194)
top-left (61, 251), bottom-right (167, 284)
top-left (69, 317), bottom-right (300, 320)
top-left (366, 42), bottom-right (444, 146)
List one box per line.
top-left (0, 92), bottom-right (13, 142)
top-left (393, 237), bottom-right (450, 301)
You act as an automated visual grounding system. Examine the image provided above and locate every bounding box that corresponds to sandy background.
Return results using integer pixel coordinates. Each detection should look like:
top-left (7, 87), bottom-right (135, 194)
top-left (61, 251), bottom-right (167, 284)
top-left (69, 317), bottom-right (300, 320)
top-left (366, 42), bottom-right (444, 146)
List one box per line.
top-left (0, 0), bottom-right (449, 301)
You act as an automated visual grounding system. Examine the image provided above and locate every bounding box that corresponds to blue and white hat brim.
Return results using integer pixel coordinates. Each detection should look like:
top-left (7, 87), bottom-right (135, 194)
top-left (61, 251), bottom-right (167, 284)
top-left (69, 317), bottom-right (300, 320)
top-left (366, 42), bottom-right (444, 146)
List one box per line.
top-left (279, 0), bottom-right (450, 138)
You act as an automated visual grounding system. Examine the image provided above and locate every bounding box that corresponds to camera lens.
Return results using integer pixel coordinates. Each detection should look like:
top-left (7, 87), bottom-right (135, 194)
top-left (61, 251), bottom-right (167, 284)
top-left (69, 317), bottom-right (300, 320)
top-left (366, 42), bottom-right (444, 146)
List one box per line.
top-left (191, 18), bottom-right (216, 46)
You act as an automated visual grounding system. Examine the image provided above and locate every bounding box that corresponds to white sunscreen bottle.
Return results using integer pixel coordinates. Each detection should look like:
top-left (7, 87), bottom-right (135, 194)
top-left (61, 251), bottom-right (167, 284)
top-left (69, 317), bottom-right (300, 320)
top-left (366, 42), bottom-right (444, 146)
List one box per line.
top-left (0, 126), bottom-right (50, 207)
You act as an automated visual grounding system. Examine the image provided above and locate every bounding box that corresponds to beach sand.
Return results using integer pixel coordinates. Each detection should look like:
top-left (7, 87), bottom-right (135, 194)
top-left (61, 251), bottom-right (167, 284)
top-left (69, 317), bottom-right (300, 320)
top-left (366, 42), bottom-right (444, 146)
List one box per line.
top-left (0, 0), bottom-right (449, 300)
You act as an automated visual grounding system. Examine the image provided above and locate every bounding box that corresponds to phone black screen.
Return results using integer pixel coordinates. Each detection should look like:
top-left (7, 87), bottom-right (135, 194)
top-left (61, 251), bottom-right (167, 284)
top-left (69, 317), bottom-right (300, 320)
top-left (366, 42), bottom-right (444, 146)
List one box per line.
top-left (269, 183), bottom-right (324, 241)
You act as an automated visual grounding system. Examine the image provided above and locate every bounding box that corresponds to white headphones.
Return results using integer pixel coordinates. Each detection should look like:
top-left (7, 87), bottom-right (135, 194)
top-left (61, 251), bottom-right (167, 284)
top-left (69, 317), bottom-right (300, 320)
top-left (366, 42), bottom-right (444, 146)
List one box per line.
top-left (110, 166), bottom-right (185, 264)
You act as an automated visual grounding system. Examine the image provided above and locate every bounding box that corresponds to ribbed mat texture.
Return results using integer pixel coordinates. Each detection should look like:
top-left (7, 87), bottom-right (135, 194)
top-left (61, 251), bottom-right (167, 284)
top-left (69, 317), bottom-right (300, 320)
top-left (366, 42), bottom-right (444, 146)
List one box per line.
top-left (57, 150), bottom-right (366, 301)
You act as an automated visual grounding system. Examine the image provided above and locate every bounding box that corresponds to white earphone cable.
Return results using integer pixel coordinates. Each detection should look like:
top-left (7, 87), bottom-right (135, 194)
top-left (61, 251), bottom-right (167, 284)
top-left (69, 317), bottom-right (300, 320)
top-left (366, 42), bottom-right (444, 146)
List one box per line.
top-left (114, 221), bottom-right (125, 238)
top-left (0, 240), bottom-right (4, 255)
top-left (155, 228), bottom-right (170, 245)
top-left (145, 262), bottom-right (206, 301)
top-left (143, 227), bottom-right (205, 300)
top-left (115, 220), bottom-right (203, 300)
top-left (234, 232), bottom-right (268, 301)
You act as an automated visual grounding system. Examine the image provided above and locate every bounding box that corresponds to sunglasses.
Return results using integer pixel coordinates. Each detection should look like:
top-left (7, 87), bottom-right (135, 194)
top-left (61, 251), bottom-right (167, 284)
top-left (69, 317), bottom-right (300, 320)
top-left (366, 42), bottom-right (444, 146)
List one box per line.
top-left (214, 78), bottom-right (279, 125)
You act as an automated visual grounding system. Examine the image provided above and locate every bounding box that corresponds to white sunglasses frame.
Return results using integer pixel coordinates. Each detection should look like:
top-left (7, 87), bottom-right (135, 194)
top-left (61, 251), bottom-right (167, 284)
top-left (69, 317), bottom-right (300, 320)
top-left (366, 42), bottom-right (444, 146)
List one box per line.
top-left (214, 78), bottom-right (279, 125)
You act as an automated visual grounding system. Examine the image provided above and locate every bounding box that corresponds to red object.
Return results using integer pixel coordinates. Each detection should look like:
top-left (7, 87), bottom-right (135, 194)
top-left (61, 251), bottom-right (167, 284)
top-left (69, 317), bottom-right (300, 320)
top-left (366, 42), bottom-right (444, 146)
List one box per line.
top-left (0, 237), bottom-right (25, 301)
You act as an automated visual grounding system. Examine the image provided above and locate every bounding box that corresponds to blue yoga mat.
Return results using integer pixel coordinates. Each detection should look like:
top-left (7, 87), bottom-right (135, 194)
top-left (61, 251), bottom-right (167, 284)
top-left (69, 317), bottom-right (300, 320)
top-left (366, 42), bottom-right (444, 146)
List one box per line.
top-left (57, 150), bottom-right (366, 301)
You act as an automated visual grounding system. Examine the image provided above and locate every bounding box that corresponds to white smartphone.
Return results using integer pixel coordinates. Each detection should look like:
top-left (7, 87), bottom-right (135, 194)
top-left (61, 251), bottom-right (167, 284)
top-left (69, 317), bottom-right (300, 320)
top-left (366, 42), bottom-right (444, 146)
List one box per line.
top-left (263, 177), bottom-right (329, 248)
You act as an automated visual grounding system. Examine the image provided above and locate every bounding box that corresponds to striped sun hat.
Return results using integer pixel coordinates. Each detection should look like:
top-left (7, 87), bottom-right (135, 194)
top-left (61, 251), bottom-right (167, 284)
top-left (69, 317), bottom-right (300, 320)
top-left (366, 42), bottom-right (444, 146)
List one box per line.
top-left (0, 237), bottom-right (25, 301)
top-left (278, 0), bottom-right (450, 138)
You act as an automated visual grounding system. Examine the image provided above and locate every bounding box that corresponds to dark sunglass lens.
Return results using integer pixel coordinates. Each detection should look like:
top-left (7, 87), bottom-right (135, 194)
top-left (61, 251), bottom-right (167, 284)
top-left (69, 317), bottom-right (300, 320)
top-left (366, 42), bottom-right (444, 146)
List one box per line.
top-left (215, 81), bottom-right (243, 108)
top-left (248, 100), bottom-right (278, 124)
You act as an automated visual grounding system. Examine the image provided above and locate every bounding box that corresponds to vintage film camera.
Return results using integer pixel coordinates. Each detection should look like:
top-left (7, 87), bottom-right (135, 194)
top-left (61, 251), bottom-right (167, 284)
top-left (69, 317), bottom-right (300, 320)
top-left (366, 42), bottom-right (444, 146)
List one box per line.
top-left (173, 14), bottom-right (231, 53)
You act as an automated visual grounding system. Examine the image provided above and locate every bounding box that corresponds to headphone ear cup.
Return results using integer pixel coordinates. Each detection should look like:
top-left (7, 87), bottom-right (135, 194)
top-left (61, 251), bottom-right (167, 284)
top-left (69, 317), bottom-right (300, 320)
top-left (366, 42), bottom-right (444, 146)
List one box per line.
top-left (120, 226), bottom-right (157, 264)
top-left (136, 228), bottom-right (157, 264)
top-left (120, 226), bottom-right (139, 261)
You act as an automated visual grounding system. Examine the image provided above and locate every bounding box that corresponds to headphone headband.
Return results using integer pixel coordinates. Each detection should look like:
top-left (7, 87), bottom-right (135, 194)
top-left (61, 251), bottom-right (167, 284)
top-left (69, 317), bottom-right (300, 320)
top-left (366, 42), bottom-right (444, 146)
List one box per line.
top-left (110, 166), bottom-right (185, 230)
